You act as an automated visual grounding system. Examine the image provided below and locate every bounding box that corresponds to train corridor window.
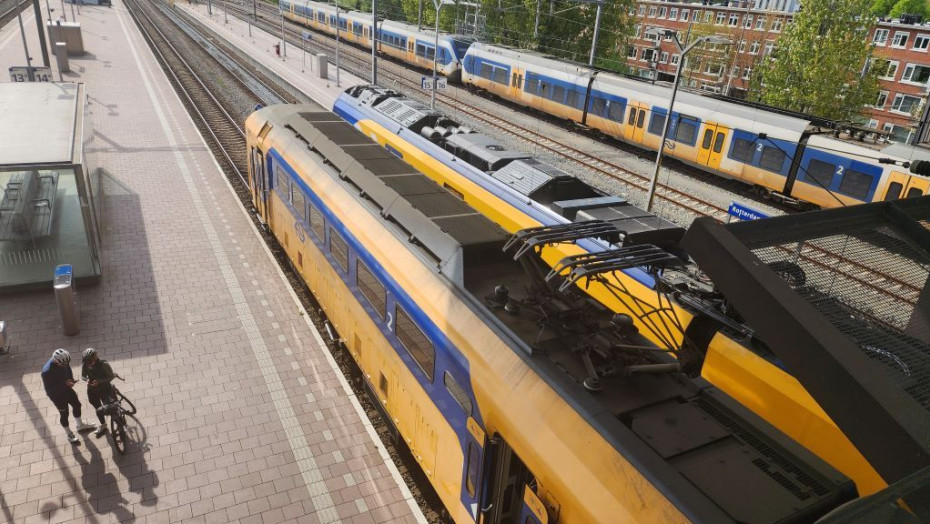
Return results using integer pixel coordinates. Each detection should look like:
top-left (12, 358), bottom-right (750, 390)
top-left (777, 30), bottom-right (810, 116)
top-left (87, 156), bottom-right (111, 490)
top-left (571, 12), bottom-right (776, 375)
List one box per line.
top-left (759, 146), bottom-right (786, 172)
top-left (730, 137), bottom-right (755, 162)
top-left (884, 181), bottom-right (903, 200)
top-left (329, 228), bottom-right (349, 272)
top-left (310, 204), bottom-right (325, 240)
top-left (291, 188), bottom-right (307, 221)
top-left (712, 133), bottom-right (725, 153)
top-left (806, 159), bottom-right (836, 189)
top-left (838, 170), bottom-right (872, 200)
top-left (607, 102), bottom-right (625, 122)
top-left (356, 260), bottom-right (386, 319)
top-left (395, 306), bottom-right (435, 381)
top-left (465, 442), bottom-right (479, 497)
top-left (675, 121), bottom-right (697, 144)
top-left (702, 129), bottom-right (713, 149)
top-left (443, 371), bottom-right (473, 415)
top-left (636, 110), bottom-right (645, 128)
top-left (648, 113), bottom-right (666, 135)
top-left (907, 187), bottom-right (924, 198)
top-left (627, 107), bottom-right (636, 125)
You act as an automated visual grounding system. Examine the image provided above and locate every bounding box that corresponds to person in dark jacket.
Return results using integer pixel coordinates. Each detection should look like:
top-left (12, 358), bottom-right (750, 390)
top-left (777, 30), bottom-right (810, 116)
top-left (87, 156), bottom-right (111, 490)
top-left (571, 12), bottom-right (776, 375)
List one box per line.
top-left (41, 349), bottom-right (95, 444)
top-left (81, 348), bottom-right (116, 437)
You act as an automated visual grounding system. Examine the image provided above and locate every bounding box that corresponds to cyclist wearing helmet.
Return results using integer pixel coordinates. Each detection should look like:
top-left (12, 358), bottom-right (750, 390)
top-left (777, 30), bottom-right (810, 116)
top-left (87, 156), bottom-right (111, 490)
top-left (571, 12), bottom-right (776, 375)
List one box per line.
top-left (81, 348), bottom-right (116, 437)
top-left (41, 349), bottom-right (95, 444)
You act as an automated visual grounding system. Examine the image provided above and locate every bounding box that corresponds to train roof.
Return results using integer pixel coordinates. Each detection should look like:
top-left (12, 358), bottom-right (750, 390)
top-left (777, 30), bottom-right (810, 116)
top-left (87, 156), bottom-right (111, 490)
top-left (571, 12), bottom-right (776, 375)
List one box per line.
top-left (275, 108), bottom-right (507, 282)
top-left (468, 43), bottom-right (814, 136)
top-left (288, 0), bottom-right (472, 42)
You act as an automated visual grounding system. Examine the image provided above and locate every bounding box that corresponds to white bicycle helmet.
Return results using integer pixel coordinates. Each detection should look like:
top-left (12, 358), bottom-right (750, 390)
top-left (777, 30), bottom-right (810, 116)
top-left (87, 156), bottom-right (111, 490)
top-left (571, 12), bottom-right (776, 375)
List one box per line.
top-left (82, 347), bottom-right (97, 363)
top-left (51, 348), bottom-right (71, 364)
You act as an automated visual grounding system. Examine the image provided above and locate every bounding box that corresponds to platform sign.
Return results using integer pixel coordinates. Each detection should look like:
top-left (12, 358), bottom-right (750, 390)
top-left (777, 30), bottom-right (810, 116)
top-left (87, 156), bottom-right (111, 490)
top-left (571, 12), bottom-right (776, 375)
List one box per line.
top-left (421, 76), bottom-right (447, 90)
top-left (9, 66), bottom-right (53, 83)
top-left (727, 201), bottom-right (769, 222)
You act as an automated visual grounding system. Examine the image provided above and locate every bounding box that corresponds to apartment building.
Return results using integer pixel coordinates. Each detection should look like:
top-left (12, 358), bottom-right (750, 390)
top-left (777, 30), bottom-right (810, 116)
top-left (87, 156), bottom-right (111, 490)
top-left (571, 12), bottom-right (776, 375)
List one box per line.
top-left (867, 19), bottom-right (930, 143)
top-left (628, 1), bottom-right (930, 144)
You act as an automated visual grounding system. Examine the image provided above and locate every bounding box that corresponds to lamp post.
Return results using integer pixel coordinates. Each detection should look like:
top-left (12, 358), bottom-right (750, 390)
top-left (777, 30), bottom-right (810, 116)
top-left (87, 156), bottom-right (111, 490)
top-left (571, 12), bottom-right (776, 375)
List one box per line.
top-left (429, 0), bottom-right (453, 110)
top-left (644, 30), bottom-right (732, 212)
top-left (371, 1), bottom-right (379, 84)
top-left (334, 0), bottom-right (341, 87)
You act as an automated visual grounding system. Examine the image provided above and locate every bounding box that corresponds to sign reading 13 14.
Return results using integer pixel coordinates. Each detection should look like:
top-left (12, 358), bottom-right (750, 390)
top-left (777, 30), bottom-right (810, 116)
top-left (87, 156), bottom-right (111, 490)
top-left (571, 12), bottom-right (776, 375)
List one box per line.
top-left (9, 66), bottom-right (53, 82)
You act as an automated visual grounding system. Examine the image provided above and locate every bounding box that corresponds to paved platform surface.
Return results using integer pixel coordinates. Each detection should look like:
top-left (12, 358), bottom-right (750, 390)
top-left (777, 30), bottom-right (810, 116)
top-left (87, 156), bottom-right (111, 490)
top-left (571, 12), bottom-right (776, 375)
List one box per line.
top-left (179, 1), bottom-right (364, 109)
top-left (0, 3), bottom-right (423, 523)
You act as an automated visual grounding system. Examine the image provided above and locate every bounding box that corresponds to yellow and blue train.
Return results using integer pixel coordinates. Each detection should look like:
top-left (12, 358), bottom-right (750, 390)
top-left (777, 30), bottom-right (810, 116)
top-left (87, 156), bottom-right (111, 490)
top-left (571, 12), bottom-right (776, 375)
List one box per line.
top-left (245, 105), bottom-right (867, 523)
top-left (460, 43), bottom-right (930, 209)
top-left (333, 85), bottom-right (899, 498)
top-left (279, 0), bottom-right (473, 80)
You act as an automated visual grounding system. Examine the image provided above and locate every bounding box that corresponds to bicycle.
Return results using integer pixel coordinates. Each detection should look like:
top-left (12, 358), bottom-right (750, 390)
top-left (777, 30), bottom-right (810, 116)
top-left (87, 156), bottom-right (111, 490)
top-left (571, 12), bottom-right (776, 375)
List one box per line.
top-left (93, 375), bottom-right (137, 454)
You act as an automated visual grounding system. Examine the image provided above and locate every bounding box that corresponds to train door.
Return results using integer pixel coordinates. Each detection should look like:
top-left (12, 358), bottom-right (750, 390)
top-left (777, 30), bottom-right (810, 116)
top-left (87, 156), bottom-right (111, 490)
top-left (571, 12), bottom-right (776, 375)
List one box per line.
top-left (392, 372), bottom-right (418, 453)
top-left (481, 436), bottom-right (549, 524)
top-left (623, 104), bottom-right (647, 143)
top-left (250, 148), bottom-right (268, 220)
top-left (882, 171), bottom-right (930, 200)
top-left (698, 123), bottom-right (727, 170)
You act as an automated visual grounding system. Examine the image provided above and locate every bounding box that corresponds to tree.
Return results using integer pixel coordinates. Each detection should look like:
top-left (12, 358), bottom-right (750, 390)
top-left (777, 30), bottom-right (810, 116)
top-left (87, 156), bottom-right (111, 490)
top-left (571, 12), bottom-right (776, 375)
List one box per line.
top-left (870, 0), bottom-right (897, 16)
top-left (749, 0), bottom-right (881, 122)
top-left (889, 0), bottom-right (930, 19)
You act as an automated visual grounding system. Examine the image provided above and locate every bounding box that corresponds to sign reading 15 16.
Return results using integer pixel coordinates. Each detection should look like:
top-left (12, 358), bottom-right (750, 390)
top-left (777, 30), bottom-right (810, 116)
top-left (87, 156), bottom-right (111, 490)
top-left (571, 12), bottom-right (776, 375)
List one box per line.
top-left (9, 66), bottom-right (53, 82)
top-left (421, 76), bottom-right (447, 90)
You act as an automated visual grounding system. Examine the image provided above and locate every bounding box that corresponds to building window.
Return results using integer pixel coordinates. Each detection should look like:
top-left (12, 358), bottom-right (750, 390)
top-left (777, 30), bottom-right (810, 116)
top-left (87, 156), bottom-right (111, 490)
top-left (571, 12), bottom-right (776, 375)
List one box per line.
top-left (873, 29), bottom-right (889, 46)
top-left (764, 42), bottom-right (774, 55)
top-left (669, 7), bottom-right (678, 19)
top-left (744, 15), bottom-right (753, 28)
top-left (756, 16), bottom-right (766, 30)
top-left (642, 48), bottom-right (656, 62)
top-left (875, 59), bottom-right (898, 79)
top-left (739, 41), bottom-right (747, 53)
top-left (749, 41), bottom-right (761, 54)
top-left (705, 11), bottom-right (713, 23)
top-left (914, 34), bottom-right (930, 51)
top-left (660, 51), bottom-right (669, 63)
top-left (638, 5), bottom-right (645, 16)
top-left (395, 306), bottom-right (435, 381)
top-left (868, 119), bottom-right (879, 129)
top-left (693, 10), bottom-right (701, 21)
top-left (644, 29), bottom-right (659, 42)
top-left (772, 18), bottom-right (783, 32)
top-left (627, 46), bottom-right (637, 59)
top-left (902, 64), bottom-right (930, 85)
top-left (728, 13), bottom-right (739, 26)
top-left (876, 90), bottom-right (888, 108)
top-left (893, 31), bottom-right (909, 48)
top-left (681, 9), bottom-right (689, 20)
top-left (671, 54), bottom-right (680, 65)
top-left (891, 94), bottom-right (922, 114)
top-left (658, 6), bottom-right (667, 18)
top-left (648, 6), bottom-right (657, 17)
top-left (743, 67), bottom-right (752, 79)
top-left (716, 12), bottom-right (726, 25)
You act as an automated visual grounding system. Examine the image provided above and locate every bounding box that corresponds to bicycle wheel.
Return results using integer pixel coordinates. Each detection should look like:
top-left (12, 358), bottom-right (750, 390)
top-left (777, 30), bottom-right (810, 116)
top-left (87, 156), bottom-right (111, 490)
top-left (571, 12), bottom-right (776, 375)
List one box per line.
top-left (110, 416), bottom-right (127, 455)
top-left (116, 390), bottom-right (137, 415)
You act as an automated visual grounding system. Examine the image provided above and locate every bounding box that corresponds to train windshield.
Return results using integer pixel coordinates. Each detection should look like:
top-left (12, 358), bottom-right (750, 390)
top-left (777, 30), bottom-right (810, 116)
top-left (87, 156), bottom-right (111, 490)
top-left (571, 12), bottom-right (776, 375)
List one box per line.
top-left (451, 39), bottom-right (473, 60)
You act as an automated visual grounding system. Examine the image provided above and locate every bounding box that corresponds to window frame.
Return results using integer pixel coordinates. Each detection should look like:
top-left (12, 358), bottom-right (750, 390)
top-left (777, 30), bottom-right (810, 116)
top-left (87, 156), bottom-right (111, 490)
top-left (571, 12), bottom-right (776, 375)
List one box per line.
top-left (394, 306), bottom-right (435, 382)
top-left (759, 145), bottom-right (787, 173)
top-left (443, 371), bottom-right (473, 415)
top-left (914, 34), bottom-right (930, 51)
top-left (873, 28), bottom-right (889, 46)
top-left (356, 259), bottom-right (386, 320)
top-left (837, 170), bottom-right (873, 200)
top-left (892, 31), bottom-right (909, 48)
top-left (329, 227), bottom-right (349, 272)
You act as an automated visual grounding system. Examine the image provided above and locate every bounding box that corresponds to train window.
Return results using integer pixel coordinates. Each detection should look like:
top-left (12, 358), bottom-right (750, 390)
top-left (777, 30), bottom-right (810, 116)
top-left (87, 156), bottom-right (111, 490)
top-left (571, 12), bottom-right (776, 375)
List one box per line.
top-left (329, 227), bottom-right (349, 272)
top-left (607, 102), bottom-right (624, 122)
top-left (730, 138), bottom-right (755, 162)
top-left (701, 129), bottom-right (713, 149)
top-left (712, 133), bottom-right (725, 153)
top-left (675, 121), bottom-right (697, 145)
top-left (444, 371), bottom-right (473, 415)
top-left (494, 69), bottom-right (508, 85)
top-left (480, 63), bottom-right (493, 80)
top-left (907, 187), bottom-right (924, 198)
top-left (591, 97), bottom-right (607, 117)
top-left (465, 442), bottom-right (479, 497)
top-left (395, 306), bottom-right (435, 381)
top-left (648, 113), bottom-right (666, 135)
top-left (636, 110), bottom-right (645, 128)
top-left (551, 85), bottom-right (565, 102)
top-left (806, 159), bottom-right (836, 189)
top-left (356, 259), bottom-right (386, 319)
top-left (759, 146), bottom-right (786, 172)
top-left (884, 181), bottom-right (903, 200)
top-left (511, 73), bottom-right (517, 87)
top-left (277, 170), bottom-right (290, 197)
top-left (310, 204), bottom-right (325, 240)
top-left (291, 188), bottom-right (306, 221)
top-left (627, 107), bottom-right (636, 125)
top-left (566, 90), bottom-right (579, 108)
top-left (838, 170), bottom-right (873, 200)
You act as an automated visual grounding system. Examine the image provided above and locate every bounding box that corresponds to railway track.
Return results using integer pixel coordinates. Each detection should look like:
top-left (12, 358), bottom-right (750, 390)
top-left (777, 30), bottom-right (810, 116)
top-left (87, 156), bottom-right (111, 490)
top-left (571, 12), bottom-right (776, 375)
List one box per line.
top-left (0, 0), bottom-right (30, 32)
top-left (216, 1), bottom-right (921, 308)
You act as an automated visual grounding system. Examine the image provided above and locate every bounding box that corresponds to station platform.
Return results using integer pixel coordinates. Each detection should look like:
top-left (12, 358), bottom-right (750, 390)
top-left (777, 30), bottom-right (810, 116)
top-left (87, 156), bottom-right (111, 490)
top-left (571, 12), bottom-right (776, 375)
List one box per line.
top-left (178, 1), bottom-right (364, 109)
top-left (0, 3), bottom-right (423, 523)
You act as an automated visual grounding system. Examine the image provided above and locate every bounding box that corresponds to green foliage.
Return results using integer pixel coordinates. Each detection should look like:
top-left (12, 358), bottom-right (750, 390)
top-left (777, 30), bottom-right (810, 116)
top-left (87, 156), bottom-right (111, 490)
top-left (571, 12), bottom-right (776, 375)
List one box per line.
top-left (750, 0), bottom-right (881, 122)
top-left (889, 0), bottom-right (930, 19)
top-left (871, 0), bottom-right (898, 15)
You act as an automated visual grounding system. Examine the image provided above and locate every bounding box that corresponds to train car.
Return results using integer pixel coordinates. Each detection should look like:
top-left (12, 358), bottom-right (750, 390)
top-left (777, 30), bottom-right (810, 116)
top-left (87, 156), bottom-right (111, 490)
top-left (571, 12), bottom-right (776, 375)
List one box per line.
top-left (279, 0), bottom-right (473, 79)
top-left (246, 103), bottom-right (859, 523)
top-left (334, 85), bottom-right (895, 496)
top-left (461, 43), bottom-right (930, 209)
